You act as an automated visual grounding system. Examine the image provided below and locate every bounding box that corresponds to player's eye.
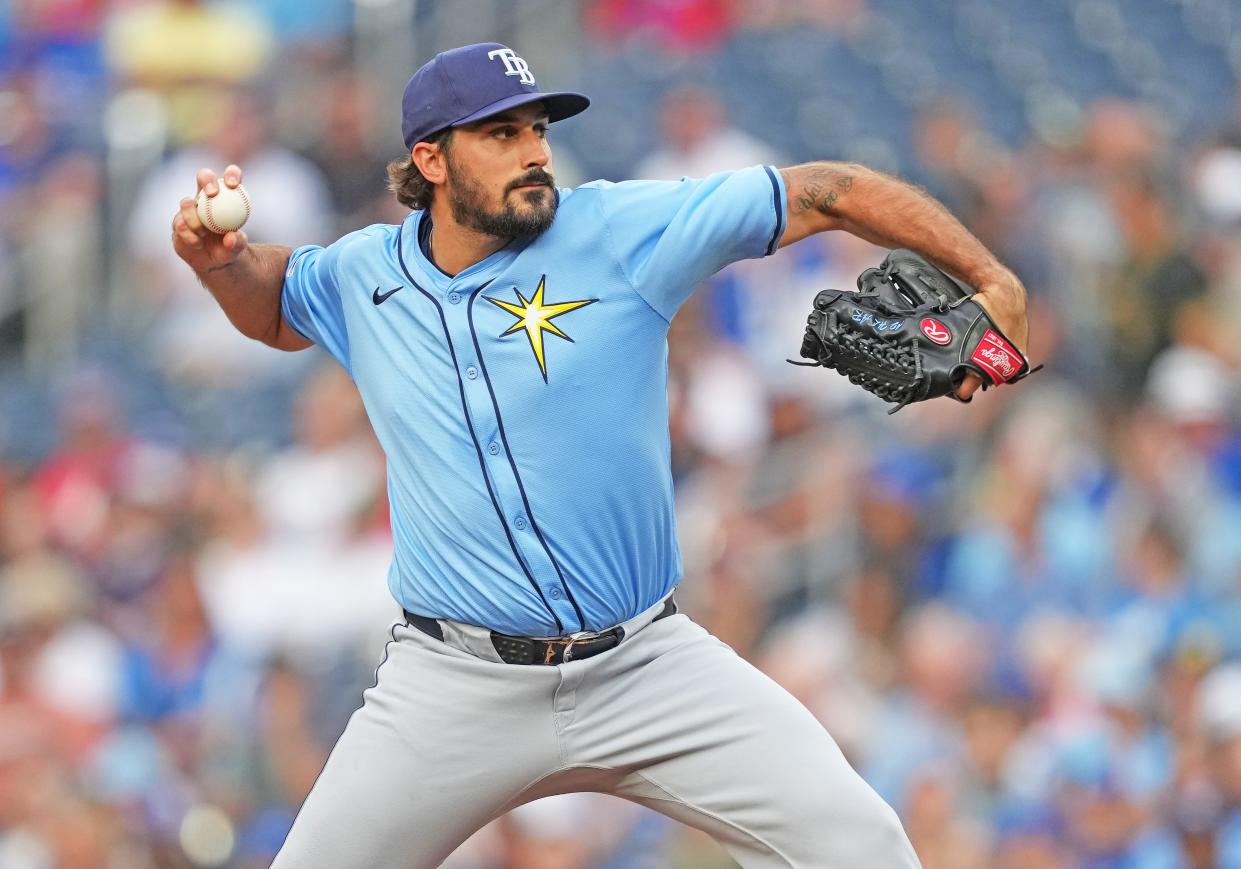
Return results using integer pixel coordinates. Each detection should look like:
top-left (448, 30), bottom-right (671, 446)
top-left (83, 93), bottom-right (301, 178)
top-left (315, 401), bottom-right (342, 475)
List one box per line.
top-left (492, 126), bottom-right (516, 139)
top-left (534, 123), bottom-right (549, 138)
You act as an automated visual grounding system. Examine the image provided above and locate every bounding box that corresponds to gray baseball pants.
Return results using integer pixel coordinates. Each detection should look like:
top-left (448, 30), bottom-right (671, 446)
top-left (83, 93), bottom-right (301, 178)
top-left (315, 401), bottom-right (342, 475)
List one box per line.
top-left (271, 601), bottom-right (921, 868)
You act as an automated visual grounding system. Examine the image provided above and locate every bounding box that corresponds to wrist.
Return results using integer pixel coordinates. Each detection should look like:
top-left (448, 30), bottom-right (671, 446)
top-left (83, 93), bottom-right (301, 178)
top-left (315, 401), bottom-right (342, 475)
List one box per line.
top-left (967, 264), bottom-right (1018, 292)
top-left (973, 279), bottom-right (1030, 351)
top-left (197, 242), bottom-right (250, 278)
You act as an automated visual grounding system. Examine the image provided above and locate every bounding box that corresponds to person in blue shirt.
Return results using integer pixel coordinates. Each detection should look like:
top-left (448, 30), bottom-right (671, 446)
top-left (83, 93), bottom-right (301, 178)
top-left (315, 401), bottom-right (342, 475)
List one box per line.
top-left (172, 42), bottom-right (1028, 869)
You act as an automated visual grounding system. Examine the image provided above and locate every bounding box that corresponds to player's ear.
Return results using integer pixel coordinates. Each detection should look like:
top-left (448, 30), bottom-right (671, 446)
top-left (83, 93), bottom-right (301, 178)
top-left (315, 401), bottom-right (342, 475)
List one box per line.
top-left (412, 141), bottom-right (448, 187)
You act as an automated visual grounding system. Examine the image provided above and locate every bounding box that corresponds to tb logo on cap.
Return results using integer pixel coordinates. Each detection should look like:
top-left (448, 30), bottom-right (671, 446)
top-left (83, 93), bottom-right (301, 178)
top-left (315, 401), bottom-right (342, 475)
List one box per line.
top-left (487, 47), bottom-right (535, 85)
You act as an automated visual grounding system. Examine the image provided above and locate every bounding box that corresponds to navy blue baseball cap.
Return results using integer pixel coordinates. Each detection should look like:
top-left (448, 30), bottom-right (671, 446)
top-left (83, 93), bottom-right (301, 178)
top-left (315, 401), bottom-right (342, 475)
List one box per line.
top-left (401, 42), bottom-right (590, 149)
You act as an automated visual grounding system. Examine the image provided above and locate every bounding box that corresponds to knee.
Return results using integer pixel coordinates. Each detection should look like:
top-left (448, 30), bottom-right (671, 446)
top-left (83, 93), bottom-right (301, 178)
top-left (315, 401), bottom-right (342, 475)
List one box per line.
top-left (794, 792), bottom-right (919, 868)
top-left (860, 803), bottom-right (920, 868)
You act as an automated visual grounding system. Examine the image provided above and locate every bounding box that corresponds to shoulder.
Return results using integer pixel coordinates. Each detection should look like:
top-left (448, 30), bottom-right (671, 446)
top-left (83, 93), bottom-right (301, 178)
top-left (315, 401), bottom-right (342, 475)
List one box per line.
top-left (564, 168), bottom-right (776, 224)
top-left (566, 178), bottom-right (684, 197)
top-left (568, 168), bottom-right (772, 204)
top-left (559, 177), bottom-right (690, 221)
top-left (293, 221), bottom-right (403, 273)
top-left (333, 220), bottom-right (403, 253)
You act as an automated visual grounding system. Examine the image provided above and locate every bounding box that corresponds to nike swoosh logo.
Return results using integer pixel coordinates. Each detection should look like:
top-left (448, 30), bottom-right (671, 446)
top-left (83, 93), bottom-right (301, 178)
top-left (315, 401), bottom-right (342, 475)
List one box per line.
top-left (373, 285), bottom-right (402, 305)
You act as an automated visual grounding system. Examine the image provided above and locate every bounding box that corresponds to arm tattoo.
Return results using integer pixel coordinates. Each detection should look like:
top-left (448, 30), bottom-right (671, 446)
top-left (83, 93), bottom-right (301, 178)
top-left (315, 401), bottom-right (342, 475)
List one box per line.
top-left (792, 165), bottom-right (855, 216)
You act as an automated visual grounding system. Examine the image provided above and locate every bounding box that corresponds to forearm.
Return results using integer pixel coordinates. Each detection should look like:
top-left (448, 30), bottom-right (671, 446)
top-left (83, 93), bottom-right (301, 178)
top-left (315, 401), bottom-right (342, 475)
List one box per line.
top-left (193, 243), bottom-right (307, 350)
top-left (781, 162), bottom-right (1013, 287)
top-left (780, 161), bottom-right (1028, 349)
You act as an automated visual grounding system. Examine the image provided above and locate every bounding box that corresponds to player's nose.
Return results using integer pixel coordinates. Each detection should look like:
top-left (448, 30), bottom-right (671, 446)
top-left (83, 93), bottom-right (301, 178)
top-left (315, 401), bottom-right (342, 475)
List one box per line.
top-left (520, 131), bottom-right (550, 170)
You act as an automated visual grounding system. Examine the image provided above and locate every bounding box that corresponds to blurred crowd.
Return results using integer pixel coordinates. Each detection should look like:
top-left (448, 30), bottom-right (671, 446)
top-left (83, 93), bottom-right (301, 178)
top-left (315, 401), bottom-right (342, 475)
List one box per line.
top-left (3, 1), bottom-right (1241, 867)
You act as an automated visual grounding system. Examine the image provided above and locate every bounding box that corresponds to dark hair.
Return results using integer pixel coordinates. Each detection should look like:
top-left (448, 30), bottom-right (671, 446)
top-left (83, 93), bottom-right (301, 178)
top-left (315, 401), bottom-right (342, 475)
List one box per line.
top-left (386, 128), bottom-right (453, 211)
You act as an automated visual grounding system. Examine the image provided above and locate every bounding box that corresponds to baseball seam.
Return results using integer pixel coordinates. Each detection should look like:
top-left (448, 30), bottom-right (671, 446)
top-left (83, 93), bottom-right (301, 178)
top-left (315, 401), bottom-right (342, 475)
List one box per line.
top-left (203, 187), bottom-right (251, 234)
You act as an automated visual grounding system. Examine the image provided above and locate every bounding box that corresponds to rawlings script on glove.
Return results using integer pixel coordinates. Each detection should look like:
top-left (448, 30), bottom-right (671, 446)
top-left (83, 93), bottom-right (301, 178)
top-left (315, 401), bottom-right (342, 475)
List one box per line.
top-left (793, 249), bottom-right (1036, 412)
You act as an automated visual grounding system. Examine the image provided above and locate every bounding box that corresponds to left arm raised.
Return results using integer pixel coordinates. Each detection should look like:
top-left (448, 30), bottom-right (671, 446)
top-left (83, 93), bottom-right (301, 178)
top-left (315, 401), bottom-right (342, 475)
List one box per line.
top-left (779, 162), bottom-right (1029, 384)
top-left (780, 163), bottom-right (1005, 283)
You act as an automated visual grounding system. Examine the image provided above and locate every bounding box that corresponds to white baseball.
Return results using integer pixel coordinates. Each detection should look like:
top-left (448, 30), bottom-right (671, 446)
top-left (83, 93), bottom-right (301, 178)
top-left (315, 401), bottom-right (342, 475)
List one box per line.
top-left (196, 183), bottom-right (251, 234)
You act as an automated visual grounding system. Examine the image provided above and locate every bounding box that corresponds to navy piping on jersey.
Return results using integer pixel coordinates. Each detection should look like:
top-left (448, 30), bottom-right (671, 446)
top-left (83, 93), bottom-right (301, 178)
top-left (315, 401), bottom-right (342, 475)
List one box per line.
top-left (395, 221), bottom-right (564, 632)
top-left (466, 284), bottom-right (586, 632)
top-left (417, 212), bottom-right (454, 279)
top-left (762, 166), bottom-right (785, 257)
top-left (416, 193), bottom-right (560, 280)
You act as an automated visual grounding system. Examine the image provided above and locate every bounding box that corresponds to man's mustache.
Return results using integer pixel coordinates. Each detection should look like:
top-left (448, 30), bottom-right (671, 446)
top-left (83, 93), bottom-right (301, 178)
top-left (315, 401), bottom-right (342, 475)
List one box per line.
top-left (507, 169), bottom-right (555, 193)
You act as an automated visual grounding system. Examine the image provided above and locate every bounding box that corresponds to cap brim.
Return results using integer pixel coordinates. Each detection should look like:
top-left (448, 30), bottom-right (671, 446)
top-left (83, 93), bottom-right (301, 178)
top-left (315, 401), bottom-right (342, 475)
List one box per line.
top-left (453, 90), bottom-right (590, 127)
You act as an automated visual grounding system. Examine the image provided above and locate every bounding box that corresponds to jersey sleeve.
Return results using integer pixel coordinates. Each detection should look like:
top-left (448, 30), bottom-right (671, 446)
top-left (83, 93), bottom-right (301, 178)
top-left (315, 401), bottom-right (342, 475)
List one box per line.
top-left (596, 165), bottom-right (787, 321)
top-left (281, 241), bottom-right (352, 372)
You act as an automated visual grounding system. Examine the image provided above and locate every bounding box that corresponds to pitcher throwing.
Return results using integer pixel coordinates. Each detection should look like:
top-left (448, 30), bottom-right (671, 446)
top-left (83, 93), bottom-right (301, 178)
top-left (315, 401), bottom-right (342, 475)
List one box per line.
top-left (171, 42), bottom-right (1028, 867)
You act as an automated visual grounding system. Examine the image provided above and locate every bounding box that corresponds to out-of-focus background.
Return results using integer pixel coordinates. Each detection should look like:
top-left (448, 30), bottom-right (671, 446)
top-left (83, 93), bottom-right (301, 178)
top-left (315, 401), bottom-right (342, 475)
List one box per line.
top-left (2, 0), bottom-right (1241, 866)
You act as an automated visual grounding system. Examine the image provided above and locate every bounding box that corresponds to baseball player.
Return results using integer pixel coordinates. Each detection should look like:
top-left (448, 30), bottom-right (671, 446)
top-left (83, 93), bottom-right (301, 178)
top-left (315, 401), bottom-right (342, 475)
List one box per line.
top-left (171, 43), bottom-right (1028, 868)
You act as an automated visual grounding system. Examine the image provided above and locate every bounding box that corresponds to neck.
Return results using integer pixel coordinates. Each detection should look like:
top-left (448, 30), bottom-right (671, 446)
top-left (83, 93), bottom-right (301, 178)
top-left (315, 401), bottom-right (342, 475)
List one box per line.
top-left (426, 200), bottom-right (509, 277)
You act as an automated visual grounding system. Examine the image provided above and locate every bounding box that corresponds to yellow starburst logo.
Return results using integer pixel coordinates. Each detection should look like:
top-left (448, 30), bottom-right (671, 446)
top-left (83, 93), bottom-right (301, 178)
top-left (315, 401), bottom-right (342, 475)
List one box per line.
top-left (486, 276), bottom-right (597, 382)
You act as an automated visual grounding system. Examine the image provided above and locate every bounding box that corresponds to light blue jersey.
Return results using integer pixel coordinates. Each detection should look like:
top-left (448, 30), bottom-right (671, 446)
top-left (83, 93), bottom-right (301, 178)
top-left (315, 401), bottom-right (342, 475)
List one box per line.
top-left (281, 165), bottom-right (787, 635)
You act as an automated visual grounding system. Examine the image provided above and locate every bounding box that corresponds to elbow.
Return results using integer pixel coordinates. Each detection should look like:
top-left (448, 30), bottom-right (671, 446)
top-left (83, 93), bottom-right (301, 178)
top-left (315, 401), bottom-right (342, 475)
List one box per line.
top-left (237, 317), bottom-right (298, 351)
top-left (267, 320), bottom-right (314, 352)
top-left (236, 318), bottom-right (283, 349)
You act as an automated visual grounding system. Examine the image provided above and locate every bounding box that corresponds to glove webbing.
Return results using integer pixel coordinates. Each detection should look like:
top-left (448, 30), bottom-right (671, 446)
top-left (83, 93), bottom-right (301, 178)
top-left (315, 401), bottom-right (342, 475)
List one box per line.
top-left (789, 312), bottom-right (927, 414)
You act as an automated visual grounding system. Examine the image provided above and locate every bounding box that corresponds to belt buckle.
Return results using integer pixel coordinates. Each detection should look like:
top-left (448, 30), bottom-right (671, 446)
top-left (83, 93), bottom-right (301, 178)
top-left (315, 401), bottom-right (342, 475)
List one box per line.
top-left (561, 627), bottom-right (623, 664)
top-left (559, 630), bottom-right (596, 664)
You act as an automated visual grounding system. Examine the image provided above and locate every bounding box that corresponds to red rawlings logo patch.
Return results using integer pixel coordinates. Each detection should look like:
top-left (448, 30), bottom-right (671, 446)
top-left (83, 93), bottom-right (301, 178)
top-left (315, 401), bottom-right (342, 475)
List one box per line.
top-left (920, 318), bottom-right (952, 345)
top-left (971, 330), bottom-right (1023, 384)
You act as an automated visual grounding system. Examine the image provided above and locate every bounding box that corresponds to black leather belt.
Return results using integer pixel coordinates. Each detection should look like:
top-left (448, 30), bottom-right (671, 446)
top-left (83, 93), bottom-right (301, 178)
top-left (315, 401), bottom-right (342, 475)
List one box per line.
top-left (404, 597), bottom-right (676, 665)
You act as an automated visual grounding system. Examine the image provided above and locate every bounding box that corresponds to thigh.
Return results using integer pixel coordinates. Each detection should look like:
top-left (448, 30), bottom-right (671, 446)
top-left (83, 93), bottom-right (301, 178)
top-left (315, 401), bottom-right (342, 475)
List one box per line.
top-left (577, 617), bottom-right (921, 869)
top-left (272, 623), bottom-right (563, 869)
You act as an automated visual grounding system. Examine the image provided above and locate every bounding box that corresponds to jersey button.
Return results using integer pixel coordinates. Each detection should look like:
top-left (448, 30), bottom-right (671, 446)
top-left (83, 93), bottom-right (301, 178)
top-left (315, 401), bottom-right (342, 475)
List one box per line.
top-left (548, 587), bottom-right (563, 600)
top-left (514, 516), bottom-right (527, 530)
top-left (487, 442), bottom-right (500, 456)
top-left (448, 292), bottom-right (461, 304)
top-left (466, 365), bottom-right (478, 379)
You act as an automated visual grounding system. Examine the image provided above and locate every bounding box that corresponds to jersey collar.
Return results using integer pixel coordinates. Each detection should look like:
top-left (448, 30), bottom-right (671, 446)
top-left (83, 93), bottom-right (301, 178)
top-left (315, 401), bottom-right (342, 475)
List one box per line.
top-left (403, 210), bottom-right (514, 290)
top-left (403, 192), bottom-right (562, 290)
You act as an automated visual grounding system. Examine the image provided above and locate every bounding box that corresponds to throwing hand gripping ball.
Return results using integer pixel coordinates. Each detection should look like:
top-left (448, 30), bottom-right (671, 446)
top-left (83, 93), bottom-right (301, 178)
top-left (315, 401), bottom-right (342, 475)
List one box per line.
top-left (195, 183), bottom-right (251, 234)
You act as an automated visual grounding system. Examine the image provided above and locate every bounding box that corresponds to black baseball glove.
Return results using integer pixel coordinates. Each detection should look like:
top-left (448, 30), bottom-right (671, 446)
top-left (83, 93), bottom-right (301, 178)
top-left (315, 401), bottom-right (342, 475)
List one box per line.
top-left (793, 249), bottom-right (1035, 412)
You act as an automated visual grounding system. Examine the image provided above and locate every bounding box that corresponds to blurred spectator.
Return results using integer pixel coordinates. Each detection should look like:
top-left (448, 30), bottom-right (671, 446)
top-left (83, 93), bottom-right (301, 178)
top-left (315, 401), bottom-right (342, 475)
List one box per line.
top-left (105, 0), bottom-right (273, 144)
top-left (636, 85), bottom-right (781, 181)
top-left (195, 366), bottom-right (393, 664)
top-left (118, 556), bottom-right (215, 725)
top-left (33, 369), bottom-right (134, 558)
top-left (862, 604), bottom-right (981, 809)
top-left (942, 387), bottom-right (1115, 626)
top-left (253, 363), bottom-right (382, 544)
top-left (12, 151), bottom-right (103, 369)
top-left (912, 99), bottom-right (992, 220)
top-left (0, 71), bottom-right (67, 201)
top-left (732, 0), bottom-right (867, 31)
top-left (1100, 166), bottom-right (1208, 399)
top-left (250, 0), bottom-right (352, 50)
top-left (1083, 101), bottom-right (1167, 181)
top-left (1197, 665), bottom-right (1241, 864)
top-left (303, 69), bottom-right (405, 235)
top-left (585, 0), bottom-right (735, 52)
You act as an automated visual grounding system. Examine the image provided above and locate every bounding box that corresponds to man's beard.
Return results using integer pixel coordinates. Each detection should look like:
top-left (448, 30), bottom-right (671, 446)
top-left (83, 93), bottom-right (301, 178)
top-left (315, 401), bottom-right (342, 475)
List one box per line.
top-left (446, 157), bottom-right (557, 241)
